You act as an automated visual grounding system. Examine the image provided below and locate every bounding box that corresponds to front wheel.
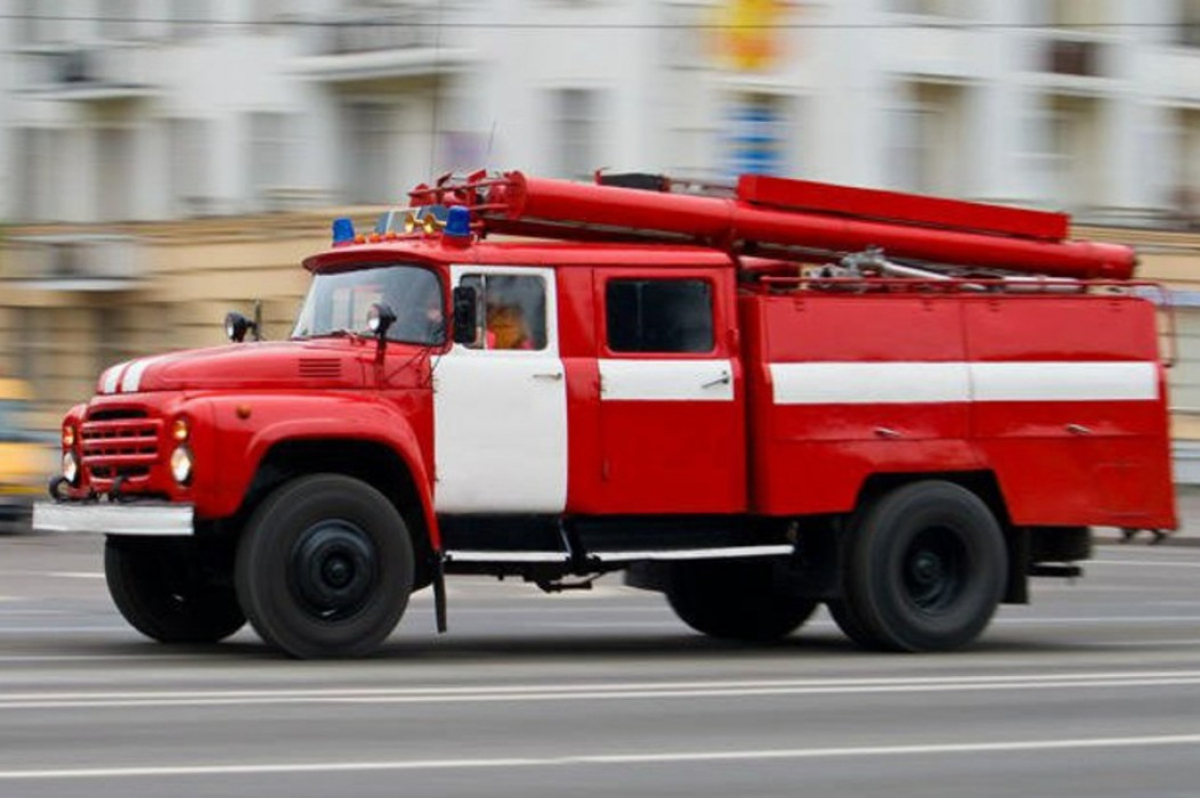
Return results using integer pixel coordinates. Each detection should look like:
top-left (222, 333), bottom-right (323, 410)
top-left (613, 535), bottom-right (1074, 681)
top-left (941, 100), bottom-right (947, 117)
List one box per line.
top-left (105, 537), bottom-right (245, 644)
top-left (665, 559), bottom-right (818, 642)
top-left (235, 474), bottom-right (414, 659)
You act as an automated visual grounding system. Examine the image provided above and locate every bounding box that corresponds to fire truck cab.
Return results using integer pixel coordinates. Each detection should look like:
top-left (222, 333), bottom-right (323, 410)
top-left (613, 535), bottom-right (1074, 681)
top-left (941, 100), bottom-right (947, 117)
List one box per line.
top-left (34, 170), bottom-right (1177, 658)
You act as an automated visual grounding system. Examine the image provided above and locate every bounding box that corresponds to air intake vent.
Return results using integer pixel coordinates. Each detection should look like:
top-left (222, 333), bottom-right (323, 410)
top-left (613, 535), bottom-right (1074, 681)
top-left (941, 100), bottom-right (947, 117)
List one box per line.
top-left (298, 358), bottom-right (342, 379)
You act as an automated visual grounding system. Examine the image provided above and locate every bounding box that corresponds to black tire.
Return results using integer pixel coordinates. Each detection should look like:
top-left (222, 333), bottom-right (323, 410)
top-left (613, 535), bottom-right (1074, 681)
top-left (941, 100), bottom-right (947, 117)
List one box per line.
top-left (665, 559), bottom-right (818, 642)
top-left (235, 474), bottom-right (414, 659)
top-left (841, 481), bottom-right (1007, 652)
top-left (105, 537), bottom-right (245, 644)
top-left (826, 598), bottom-right (881, 650)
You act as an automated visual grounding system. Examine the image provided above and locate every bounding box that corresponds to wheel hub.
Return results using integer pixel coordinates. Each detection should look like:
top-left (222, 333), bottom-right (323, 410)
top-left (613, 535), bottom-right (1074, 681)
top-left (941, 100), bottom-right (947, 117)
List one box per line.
top-left (903, 528), bottom-right (966, 612)
top-left (290, 521), bottom-right (378, 621)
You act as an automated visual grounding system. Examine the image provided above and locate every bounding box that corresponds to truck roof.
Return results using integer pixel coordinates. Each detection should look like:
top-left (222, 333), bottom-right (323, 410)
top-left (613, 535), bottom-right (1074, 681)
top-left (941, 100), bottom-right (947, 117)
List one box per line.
top-left (303, 238), bottom-right (736, 273)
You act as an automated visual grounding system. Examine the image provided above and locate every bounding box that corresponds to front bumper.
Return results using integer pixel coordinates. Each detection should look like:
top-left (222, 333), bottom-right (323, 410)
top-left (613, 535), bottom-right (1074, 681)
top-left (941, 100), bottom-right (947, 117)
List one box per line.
top-left (33, 502), bottom-right (194, 536)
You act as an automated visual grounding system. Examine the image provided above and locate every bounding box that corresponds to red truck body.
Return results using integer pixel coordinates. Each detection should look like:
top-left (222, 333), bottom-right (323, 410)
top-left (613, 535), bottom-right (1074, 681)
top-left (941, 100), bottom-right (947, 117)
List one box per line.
top-left (35, 170), bottom-right (1177, 658)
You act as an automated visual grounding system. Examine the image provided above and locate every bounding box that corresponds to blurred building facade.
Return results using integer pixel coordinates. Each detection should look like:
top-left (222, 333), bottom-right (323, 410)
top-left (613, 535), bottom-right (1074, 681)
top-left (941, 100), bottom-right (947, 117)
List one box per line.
top-left (3, 0), bottom-right (1200, 471)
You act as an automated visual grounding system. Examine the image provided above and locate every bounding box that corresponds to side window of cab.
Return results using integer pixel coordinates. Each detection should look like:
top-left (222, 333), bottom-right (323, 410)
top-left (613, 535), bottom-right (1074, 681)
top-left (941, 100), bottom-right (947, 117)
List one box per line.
top-left (605, 278), bottom-right (714, 354)
top-left (458, 273), bottom-right (548, 351)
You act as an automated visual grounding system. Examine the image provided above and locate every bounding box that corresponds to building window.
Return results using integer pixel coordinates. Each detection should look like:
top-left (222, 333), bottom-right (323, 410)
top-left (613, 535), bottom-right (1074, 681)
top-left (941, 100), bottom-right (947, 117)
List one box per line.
top-left (1182, 0), bottom-right (1200, 47)
top-left (1046, 0), bottom-right (1107, 30)
top-left (14, 128), bottom-right (64, 222)
top-left (1028, 96), bottom-right (1104, 213)
top-left (605, 279), bottom-right (714, 354)
top-left (17, 308), bottom-right (48, 387)
top-left (18, 0), bottom-right (61, 46)
top-left (344, 103), bottom-right (394, 204)
top-left (97, 127), bottom-right (134, 222)
top-left (660, 2), bottom-right (707, 70)
top-left (551, 89), bottom-right (600, 180)
top-left (94, 307), bottom-right (124, 377)
top-left (168, 118), bottom-right (212, 216)
top-left (252, 0), bottom-right (281, 27)
top-left (101, 0), bottom-right (138, 41)
top-left (247, 112), bottom-right (294, 211)
top-left (1172, 109), bottom-right (1200, 228)
top-left (886, 84), bottom-right (968, 196)
top-left (173, 0), bottom-right (209, 39)
top-left (890, 0), bottom-right (965, 16)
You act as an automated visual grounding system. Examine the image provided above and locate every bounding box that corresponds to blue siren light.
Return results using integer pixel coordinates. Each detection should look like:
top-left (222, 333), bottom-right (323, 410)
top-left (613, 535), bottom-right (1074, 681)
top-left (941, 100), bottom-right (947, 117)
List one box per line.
top-left (332, 217), bottom-right (356, 245)
top-left (444, 206), bottom-right (472, 238)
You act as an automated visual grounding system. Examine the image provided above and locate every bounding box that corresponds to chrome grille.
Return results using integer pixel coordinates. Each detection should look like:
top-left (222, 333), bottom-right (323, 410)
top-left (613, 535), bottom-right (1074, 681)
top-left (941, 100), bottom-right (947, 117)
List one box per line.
top-left (81, 408), bottom-right (161, 483)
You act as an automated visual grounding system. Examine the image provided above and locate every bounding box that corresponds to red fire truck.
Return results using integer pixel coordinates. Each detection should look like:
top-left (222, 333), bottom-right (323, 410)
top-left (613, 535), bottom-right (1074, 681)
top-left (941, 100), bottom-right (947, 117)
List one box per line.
top-left (34, 170), bottom-right (1177, 658)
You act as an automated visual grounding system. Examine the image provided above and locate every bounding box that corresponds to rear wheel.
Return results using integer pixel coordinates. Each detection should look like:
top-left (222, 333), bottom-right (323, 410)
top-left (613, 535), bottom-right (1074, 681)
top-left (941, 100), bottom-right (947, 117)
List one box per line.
top-left (826, 598), bottom-right (879, 650)
top-left (665, 559), bottom-right (818, 642)
top-left (105, 537), bottom-right (245, 644)
top-left (839, 481), bottom-right (1007, 652)
top-left (235, 474), bottom-right (414, 659)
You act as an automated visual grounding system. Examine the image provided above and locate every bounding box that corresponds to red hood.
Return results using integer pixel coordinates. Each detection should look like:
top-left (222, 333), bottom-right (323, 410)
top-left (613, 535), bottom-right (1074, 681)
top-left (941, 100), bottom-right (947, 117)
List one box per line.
top-left (96, 340), bottom-right (374, 395)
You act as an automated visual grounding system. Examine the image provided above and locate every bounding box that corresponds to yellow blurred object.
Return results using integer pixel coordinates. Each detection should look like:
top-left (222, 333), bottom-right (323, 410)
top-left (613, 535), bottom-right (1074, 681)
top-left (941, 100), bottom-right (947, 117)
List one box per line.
top-left (0, 379), bottom-right (53, 507)
top-left (708, 0), bottom-right (788, 72)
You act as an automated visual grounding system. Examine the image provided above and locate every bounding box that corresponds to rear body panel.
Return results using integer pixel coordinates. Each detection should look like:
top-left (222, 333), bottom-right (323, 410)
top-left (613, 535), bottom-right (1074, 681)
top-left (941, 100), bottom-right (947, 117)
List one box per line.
top-left (744, 290), bottom-right (1175, 529)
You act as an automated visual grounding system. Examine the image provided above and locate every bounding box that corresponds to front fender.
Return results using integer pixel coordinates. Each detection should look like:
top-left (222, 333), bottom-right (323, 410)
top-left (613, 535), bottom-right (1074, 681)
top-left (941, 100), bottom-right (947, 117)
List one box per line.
top-left (199, 392), bottom-right (437, 544)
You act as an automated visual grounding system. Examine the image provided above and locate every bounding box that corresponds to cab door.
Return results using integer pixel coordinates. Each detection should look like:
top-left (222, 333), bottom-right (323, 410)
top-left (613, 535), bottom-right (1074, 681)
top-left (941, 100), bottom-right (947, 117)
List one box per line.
top-left (432, 265), bottom-right (568, 514)
top-left (593, 269), bottom-right (746, 514)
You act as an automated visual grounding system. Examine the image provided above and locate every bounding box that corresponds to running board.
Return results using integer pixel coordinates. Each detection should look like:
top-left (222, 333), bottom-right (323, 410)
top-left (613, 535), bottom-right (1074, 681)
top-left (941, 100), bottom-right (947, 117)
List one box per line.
top-left (443, 550), bottom-right (569, 563)
top-left (589, 545), bottom-right (795, 562)
top-left (441, 544), bottom-right (795, 566)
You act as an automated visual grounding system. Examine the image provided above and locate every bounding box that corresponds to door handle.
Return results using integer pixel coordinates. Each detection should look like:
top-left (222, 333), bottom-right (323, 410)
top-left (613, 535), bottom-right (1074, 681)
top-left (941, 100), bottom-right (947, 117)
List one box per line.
top-left (1066, 423), bottom-right (1091, 435)
top-left (533, 371), bottom-right (564, 381)
top-left (874, 427), bottom-right (902, 439)
top-left (702, 371), bottom-right (731, 389)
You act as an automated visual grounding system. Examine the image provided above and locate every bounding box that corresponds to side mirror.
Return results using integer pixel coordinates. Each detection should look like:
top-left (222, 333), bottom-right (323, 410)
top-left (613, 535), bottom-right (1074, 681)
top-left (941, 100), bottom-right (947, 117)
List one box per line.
top-left (452, 286), bottom-right (478, 345)
top-left (367, 302), bottom-right (397, 340)
top-left (224, 312), bottom-right (256, 343)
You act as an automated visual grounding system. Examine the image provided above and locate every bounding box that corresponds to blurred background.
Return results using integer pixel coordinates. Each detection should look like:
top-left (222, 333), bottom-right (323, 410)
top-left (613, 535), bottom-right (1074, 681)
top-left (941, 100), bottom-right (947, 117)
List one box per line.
top-left (3, 0), bottom-right (1200, 509)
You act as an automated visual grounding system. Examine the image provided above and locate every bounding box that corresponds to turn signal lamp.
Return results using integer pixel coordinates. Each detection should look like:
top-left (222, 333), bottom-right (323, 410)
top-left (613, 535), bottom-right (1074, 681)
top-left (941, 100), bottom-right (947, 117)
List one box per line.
top-left (62, 425), bottom-right (75, 448)
top-left (332, 217), bottom-right (356, 246)
top-left (444, 206), bottom-right (471, 238)
top-left (172, 418), bottom-right (190, 442)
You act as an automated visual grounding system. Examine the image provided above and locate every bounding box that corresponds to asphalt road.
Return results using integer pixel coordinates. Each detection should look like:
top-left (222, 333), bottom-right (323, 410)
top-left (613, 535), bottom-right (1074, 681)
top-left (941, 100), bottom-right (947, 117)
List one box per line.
top-left (1, 535), bottom-right (1200, 798)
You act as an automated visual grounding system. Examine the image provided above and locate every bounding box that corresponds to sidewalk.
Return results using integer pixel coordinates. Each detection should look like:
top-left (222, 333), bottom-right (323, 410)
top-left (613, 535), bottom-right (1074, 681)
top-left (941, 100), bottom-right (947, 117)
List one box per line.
top-left (1092, 485), bottom-right (1200, 548)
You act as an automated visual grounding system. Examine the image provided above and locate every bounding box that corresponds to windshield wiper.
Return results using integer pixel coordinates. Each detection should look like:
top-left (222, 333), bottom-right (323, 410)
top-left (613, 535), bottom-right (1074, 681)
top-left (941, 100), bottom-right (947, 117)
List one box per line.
top-left (331, 328), bottom-right (368, 339)
top-left (310, 329), bottom-right (372, 343)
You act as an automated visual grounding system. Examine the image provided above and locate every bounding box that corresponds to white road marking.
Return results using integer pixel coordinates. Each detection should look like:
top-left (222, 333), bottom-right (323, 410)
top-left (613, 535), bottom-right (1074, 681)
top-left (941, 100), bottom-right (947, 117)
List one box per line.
top-left (1089, 559), bottom-right (1200, 569)
top-left (0, 626), bottom-right (140, 634)
top-left (0, 571), bottom-right (107, 580)
top-left (1073, 639), bottom-right (1200, 648)
top-left (993, 615), bottom-right (1200, 625)
top-left (4, 670), bottom-right (1200, 710)
top-left (0, 654), bottom-right (201, 663)
top-left (2, 733), bottom-right (1200, 780)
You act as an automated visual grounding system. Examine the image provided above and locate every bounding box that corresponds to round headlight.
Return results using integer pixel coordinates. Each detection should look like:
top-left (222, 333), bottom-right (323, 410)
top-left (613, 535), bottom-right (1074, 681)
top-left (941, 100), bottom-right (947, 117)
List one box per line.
top-left (170, 446), bottom-right (193, 484)
top-left (62, 451), bottom-right (79, 486)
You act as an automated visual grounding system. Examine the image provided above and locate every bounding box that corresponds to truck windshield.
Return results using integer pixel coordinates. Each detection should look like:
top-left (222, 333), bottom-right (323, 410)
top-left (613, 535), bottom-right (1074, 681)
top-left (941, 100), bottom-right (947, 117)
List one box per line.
top-left (292, 264), bottom-right (445, 345)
